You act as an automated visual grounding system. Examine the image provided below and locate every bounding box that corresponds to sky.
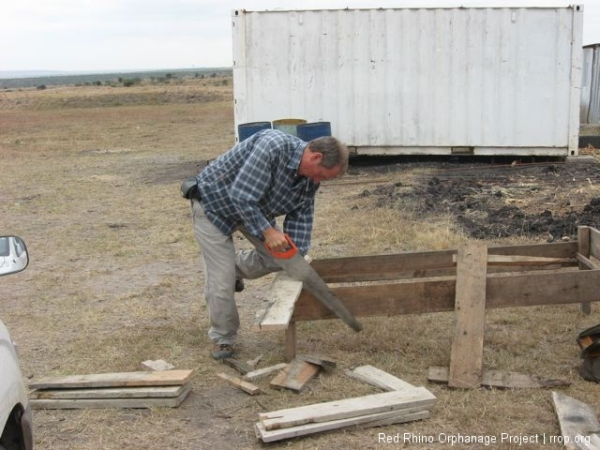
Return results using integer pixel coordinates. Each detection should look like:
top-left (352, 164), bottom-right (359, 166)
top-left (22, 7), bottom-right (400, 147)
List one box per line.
top-left (1, 0), bottom-right (599, 73)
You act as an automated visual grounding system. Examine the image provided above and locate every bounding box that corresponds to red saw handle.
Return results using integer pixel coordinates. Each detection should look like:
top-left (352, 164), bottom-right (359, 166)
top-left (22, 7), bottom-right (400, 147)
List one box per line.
top-left (265, 234), bottom-right (298, 259)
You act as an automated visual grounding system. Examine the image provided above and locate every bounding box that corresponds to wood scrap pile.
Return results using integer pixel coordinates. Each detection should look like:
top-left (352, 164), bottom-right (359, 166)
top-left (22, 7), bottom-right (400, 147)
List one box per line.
top-left (251, 364), bottom-right (436, 443)
top-left (255, 387), bottom-right (436, 442)
top-left (29, 369), bottom-right (193, 409)
top-left (217, 355), bottom-right (334, 395)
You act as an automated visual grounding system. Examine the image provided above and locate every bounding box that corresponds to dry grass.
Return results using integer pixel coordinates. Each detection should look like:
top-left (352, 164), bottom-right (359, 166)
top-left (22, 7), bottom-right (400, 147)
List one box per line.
top-left (1, 79), bottom-right (600, 450)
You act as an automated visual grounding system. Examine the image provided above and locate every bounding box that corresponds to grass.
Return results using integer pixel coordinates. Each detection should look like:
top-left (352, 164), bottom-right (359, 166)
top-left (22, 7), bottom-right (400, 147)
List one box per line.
top-left (1, 78), bottom-right (600, 449)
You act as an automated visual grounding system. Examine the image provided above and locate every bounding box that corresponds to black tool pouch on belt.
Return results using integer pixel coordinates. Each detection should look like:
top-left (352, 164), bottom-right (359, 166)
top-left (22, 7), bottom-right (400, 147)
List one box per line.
top-left (181, 177), bottom-right (199, 200)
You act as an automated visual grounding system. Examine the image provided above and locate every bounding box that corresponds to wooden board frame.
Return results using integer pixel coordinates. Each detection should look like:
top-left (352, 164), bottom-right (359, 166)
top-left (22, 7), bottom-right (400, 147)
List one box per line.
top-left (260, 230), bottom-right (600, 361)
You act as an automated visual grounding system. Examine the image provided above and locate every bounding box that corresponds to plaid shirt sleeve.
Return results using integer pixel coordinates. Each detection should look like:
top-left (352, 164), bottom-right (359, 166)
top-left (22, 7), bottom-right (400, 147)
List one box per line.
top-left (283, 195), bottom-right (315, 255)
top-left (228, 139), bottom-right (275, 239)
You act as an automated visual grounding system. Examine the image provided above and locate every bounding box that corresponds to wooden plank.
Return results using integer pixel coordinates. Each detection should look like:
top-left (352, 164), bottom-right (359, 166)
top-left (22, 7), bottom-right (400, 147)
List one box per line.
top-left (285, 322), bottom-right (296, 362)
top-left (259, 388), bottom-right (436, 431)
top-left (253, 272), bottom-right (303, 331)
top-left (140, 360), bottom-right (175, 371)
top-left (30, 385), bottom-right (186, 400)
top-left (296, 355), bottom-right (336, 372)
top-left (222, 358), bottom-right (252, 375)
top-left (270, 359), bottom-right (320, 392)
top-left (255, 409), bottom-right (429, 443)
top-left (243, 363), bottom-right (287, 381)
top-left (449, 242), bottom-right (488, 389)
top-left (311, 241), bottom-right (577, 283)
top-left (452, 254), bottom-right (575, 266)
top-left (429, 366), bottom-right (571, 389)
top-left (579, 226), bottom-right (592, 258)
top-left (291, 269), bottom-right (600, 322)
top-left (552, 391), bottom-right (600, 449)
top-left (29, 370), bottom-right (193, 390)
top-left (30, 384), bottom-right (191, 409)
top-left (217, 373), bottom-right (261, 395)
top-left (345, 365), bottom-right (417, 392)
top-left (578, 227), bottom-right (592, 315)
top-left (577, 253), bottom-right (600, 270)
top-left (591, 227), bottom-right (600, 261)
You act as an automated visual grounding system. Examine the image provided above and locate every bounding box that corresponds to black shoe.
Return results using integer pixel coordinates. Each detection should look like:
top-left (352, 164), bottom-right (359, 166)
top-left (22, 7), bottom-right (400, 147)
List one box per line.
top-left (235, 278), bottom-right (245, 292)
top-left (211, 344), bottom-right (235, 360)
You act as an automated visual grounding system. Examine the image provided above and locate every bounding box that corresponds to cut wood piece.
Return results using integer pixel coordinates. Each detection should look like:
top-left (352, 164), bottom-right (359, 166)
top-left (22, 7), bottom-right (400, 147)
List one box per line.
top-left (246, 354), bottom-right (263, 369)
top-left (30, 385), bottom-right (186, 400)
top-left (591, 227), bottom-right (600, 261)
top-left (243, 363), bottom-right (287, 381)
top-left (453, 254), bottom-right (575, 266)
top-left (222, 358), bottom-right (252, 375)
top-left (296, 355), bottom-right (336, 372)
top-left (270, 359), bottom-right (320, 392)
top-left (488, 254), bottom-right (574, 266)
top-left (429, 366), bottom-right (571, 389)
top-left (578, 227), bottom-right (593, 315)
top-left (552, 391), bottom-right (600, 450)
top-left (255, 409), bottom-right (429, 443)
top-left (30, 384), bottom-right (191, 410)
top-left (141, 359), bottom-right (175, 371)
top-left (29, 370), bottom-right (193, 390)
top-left (577, 253), bottom-right (600, 270)
top-left (345, 365), bottom-right (417, 392)
top-left (449, 241), bottom-right (488, 389)
top-left (253, 272), bottom-right (303, 331)
top-left (259, 388), bottom-right (436, 431)
top-left (217, 373), bottom-right (261, 395)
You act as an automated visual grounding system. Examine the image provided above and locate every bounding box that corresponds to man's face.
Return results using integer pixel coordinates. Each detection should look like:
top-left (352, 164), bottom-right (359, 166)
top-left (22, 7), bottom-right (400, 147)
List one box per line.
top-left (299, 150), bottom-right (343, 183)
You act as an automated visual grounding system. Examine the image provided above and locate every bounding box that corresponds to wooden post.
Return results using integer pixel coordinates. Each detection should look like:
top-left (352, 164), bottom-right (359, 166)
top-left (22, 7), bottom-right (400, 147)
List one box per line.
top-left (578, 226), bottom-right (592, 315)
top-left (285, 322), bottom-right (297, 362)
top-left (449, 241), bottom-right (488, 389)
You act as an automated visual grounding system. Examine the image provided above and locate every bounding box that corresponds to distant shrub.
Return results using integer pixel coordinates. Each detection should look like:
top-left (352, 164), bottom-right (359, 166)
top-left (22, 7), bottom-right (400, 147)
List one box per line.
top-left (122, 78), bottom-right (141, 87)
top-left (36, 84), bottom-right (47, 90)
top-left (94, 81), bottom-right (102, 86)
top-left (222, 79), bottom-right (228, 86)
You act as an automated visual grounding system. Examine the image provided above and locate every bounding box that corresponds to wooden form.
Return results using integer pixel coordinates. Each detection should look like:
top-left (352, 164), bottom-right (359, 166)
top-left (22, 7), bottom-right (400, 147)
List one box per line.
top-left (29, 370), bottom-right (193, 409)
top-left (255, 227), bottom-right (600, 362)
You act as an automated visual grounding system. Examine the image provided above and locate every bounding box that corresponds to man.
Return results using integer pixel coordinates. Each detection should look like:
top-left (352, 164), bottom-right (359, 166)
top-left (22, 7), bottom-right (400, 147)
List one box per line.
top-left (190, 128), bottom-right (348, 359)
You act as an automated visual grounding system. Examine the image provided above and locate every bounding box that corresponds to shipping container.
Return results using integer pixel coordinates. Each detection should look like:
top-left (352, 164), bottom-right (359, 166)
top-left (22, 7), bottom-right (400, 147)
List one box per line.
top-left (582, 43), bottom-right (600, 125)
top-left (232, 6), bottom-right (584, 157)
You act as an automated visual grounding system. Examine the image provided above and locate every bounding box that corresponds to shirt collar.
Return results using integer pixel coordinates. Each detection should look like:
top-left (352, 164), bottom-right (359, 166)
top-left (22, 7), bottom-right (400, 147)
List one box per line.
top-left (287, 141), bottom-right (307, 174)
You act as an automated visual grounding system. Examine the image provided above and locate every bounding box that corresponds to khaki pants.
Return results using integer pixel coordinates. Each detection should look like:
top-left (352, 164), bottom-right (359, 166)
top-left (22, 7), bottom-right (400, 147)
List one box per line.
top-left (191, 199), bottom-right (279, 344)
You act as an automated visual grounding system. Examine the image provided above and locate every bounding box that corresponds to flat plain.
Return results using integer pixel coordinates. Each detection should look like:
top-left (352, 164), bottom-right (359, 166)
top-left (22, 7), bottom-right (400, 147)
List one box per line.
top-left (2, 76), bottom-right (600, 449)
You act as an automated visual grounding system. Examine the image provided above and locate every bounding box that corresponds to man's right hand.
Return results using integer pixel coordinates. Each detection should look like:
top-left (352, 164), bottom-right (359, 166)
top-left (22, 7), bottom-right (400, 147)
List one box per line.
top-left (262, 227), bottom-right (290, 253)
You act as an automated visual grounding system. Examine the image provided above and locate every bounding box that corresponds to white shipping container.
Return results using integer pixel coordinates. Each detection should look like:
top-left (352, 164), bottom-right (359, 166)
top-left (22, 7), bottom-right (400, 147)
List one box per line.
top-left (232, 6), bottom-right (583, 157)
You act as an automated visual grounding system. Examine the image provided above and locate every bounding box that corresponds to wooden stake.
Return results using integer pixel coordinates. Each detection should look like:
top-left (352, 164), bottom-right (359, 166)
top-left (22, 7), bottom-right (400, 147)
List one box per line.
top-left (449, 241), bottom-right (487, 389)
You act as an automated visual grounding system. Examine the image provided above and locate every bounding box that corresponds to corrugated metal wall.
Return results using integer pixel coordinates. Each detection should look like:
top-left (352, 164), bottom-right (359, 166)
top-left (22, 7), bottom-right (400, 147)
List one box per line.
top-left (233, 7), bottom-right (582, 155)
top-left (582, 44), bottom-right (600, 124)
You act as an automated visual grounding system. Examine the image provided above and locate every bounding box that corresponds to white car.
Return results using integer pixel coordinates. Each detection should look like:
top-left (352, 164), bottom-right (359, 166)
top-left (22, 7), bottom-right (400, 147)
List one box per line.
top-left (0, 236), bottom-right (33, 450)
top-left (0, 237), bottom-right (28, 276)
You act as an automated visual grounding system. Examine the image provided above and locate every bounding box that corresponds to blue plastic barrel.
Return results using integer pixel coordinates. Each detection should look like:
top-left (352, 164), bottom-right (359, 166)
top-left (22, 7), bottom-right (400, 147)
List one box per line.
top-left (238, 122), bottom-right (272, 142)
top-left (296, 122), bottom-right (332, 141)
top-left (272, 118), bottom-right (307, 137)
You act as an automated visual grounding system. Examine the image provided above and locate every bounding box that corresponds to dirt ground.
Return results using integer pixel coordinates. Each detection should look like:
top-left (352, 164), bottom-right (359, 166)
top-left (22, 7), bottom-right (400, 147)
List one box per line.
top-left (2, 80), bottom-right (600, 450)
top-left (351, 157), bottom-right (600, 241)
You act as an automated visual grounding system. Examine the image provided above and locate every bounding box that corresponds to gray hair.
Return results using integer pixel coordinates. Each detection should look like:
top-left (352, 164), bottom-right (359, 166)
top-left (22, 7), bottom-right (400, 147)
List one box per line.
top-left (307, 136), bottom-right (349, 172)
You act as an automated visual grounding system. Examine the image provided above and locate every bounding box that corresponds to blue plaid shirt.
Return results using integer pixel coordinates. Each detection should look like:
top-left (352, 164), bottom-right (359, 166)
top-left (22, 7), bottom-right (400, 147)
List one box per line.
top-left (195, 129), bottom-right (318, 254)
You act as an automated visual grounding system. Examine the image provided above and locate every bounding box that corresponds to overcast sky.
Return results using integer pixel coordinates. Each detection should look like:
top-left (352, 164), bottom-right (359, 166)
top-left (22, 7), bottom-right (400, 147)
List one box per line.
top-left (1, 0), bottom-right (599, 73)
